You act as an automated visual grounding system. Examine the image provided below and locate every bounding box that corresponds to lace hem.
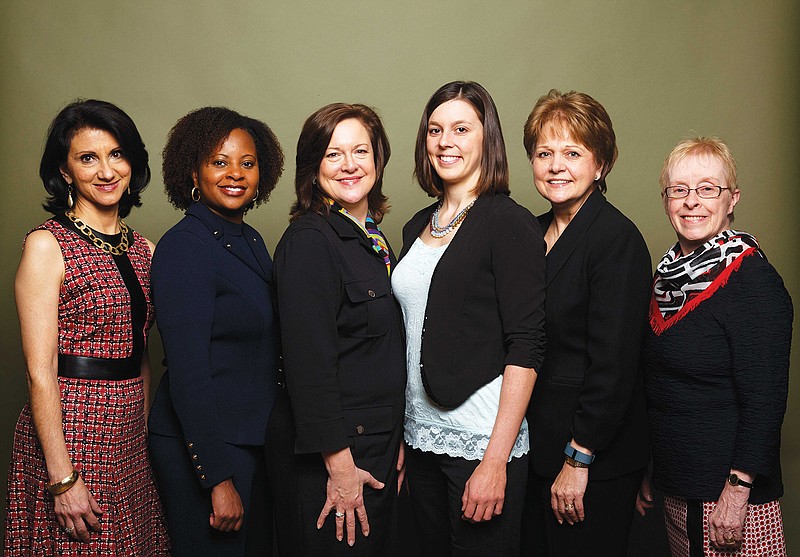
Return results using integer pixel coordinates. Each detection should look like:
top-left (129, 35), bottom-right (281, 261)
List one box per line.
top-left (404, 415), bottom-right (529, 461)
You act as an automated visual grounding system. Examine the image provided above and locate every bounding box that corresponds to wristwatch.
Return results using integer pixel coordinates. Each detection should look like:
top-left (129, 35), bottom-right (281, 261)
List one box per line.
top-left (727, 473), bottom-right (753, 488)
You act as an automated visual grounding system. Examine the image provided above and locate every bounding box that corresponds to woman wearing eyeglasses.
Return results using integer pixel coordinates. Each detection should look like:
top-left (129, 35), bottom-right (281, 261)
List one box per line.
top-left (636, 137), bottom-right (791, 556)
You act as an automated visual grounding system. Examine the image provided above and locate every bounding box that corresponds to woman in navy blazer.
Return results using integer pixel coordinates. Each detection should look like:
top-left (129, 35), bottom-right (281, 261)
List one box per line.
top-left (148, 107), bottom-right (284, 557)
top-left (268, 103), bottom-right (406, 556)
top-left (520, 90), bottom-right (652, 556)
top-left (393, 81), bottom-right (546, 556)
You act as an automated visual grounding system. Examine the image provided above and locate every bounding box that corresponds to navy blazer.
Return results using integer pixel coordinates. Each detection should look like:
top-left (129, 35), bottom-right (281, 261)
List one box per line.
top-left (527, 189), bottom-right (651, 480)
top-left (149, 202), bottom-right (279, 489)
top-left (398, 194), bottom-right (546, 409)
top-left (272, 210), bottom-right (406, 481)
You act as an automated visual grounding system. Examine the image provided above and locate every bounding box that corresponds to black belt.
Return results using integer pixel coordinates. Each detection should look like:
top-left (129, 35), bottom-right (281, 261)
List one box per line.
top-left (58, 354), bottom-right (140, 380)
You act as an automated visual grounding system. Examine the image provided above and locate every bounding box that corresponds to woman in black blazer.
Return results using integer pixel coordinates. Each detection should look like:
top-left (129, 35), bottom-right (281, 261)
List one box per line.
top-left (268, 103), bottom-right (406, 556)
top-left (393, 81), bottom-right (545, 556)
top-left (148, 107), bottom-right (284, 557)
top-left (520, 90), bottom-right (652, 556)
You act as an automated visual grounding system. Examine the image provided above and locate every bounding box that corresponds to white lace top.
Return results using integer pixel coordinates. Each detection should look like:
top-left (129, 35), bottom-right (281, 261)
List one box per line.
top-left (392, 237), bottom-right (529, 461)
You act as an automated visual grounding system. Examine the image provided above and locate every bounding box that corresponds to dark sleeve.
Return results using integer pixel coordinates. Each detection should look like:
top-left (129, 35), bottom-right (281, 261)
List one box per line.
top-left (490, 203), bottom-right (546, 372)
top-left (572, 222), bottom-right (652, 452)
top-left (151, 230), bottom-right (233, 488)
top-left (723, 256), bottom-right (792, 476)
top-left (274, 228), bottom-right (349, 454)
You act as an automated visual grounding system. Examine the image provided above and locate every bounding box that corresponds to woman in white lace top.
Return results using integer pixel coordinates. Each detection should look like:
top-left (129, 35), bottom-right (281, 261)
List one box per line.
top-left (392, 81), bottom-right (546, 556)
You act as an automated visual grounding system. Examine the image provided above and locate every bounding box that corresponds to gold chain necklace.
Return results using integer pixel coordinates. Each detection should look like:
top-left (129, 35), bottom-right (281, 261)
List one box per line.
top-left (66, 212), bottom-right (130, 255)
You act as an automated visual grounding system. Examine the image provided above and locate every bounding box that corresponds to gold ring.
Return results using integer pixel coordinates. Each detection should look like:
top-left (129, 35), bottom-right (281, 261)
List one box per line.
top-left (724, 536), bottom-right (735, 544)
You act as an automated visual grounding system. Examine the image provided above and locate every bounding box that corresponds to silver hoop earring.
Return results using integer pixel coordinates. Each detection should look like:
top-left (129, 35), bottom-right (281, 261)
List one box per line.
top-left (67, 185), bottom-right (74, 208)
top-left (253, 188), bottom-right (259, 200)
top-left (312, 177), bottom-right (318, 186)
top-left (595, 174), bottom-right (601, 181)
top-left (191, 187), bottom-right (201, 202)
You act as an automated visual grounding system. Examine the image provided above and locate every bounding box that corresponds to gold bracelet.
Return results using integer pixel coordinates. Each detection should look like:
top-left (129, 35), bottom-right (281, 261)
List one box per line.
top-left (47, 470), bottom-right (79, 495)
top-left (565, 455), bottom-right (590, 469)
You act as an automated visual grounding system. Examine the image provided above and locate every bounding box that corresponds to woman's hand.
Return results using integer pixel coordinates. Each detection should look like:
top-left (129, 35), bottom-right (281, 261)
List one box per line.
top-left (461, 457), bottom-right (507, 523)
top-left (53, 476), bottom-right (103, 542)
top-left (396, 442), bottom-right (406, 494)
top-left (318, 448), bottom-right (385, 546)
top-left (708, 472), bottom-right (751, 550)
top-left (551, 461), bottom-right (589, 525)
top-left (209, 478), bottom-right (244, 532)
top-left (635, 472), bottom-right (654, 517)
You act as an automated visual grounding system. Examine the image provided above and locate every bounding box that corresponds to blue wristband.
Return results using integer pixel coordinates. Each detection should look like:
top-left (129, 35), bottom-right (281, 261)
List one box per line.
top-left (564, 442), bottom-right (595, 465)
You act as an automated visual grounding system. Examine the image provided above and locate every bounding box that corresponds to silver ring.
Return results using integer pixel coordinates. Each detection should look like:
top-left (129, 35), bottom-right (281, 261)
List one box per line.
top-left (65, 526), bottom-right (74, 534)
top-left (335, 511), bottom-right (344, 518)
top-left (564, 503), bottom-right (575, 511)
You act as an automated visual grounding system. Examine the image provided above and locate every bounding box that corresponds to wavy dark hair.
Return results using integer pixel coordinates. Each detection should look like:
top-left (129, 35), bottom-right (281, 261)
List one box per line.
top-left (523, 89), bottom-right (617, 194)
top-left (414, 81), bottom-right (510, 198)
top-left (291, 103), bottom-right (391, 222)
top-left (162, 106), bottom-right (284, 210)
top-left (40, 99), bottom-right (150, 217)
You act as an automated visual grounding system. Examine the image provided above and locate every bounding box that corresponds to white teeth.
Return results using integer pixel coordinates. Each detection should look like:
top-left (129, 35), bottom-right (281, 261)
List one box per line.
top-left (439, 156), bottom-right (459, 163)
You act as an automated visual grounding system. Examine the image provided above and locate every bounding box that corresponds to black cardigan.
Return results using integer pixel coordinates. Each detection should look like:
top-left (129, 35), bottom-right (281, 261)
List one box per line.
top-left (398, 193), bottom-right (546, 409)
top-left (645, 251), bottom-right (792, 504)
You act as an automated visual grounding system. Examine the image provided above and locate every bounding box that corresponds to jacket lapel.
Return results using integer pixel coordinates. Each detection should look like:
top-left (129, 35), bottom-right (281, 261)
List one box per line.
top-left (540, 188), bottom-right (606, 286)
top-left (324, 210), bottom-right (386, 260)
top-left (186, 203), bottom-right (270, 284)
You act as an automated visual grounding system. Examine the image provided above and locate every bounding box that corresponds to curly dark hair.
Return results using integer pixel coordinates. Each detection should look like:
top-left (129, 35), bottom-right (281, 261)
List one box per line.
top-left (291, 103), bottom-right (391, 223)
top-left (162, 106), bottom-right (284, 210)
top-left (40, 99), bottom-right (150, 217)
top-left (414, 81), bottom-right (509, 198)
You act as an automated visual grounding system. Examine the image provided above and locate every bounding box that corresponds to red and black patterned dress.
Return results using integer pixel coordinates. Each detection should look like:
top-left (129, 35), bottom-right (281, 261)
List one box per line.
top-left (4, 216), bottom-right (171, 556)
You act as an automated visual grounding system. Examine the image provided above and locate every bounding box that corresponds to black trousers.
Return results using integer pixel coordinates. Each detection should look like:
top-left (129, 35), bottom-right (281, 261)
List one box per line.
top-left (265, 391), bottom-right (402, 557)
top-left (521, 467), bottom-right (643, 556)
top-left (149, 433), bottom-right (271, 557)
top-left (405, 447), bottom-right (528, 557)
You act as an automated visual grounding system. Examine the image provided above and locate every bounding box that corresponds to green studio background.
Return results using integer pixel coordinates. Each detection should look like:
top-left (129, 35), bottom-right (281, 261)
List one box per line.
top-left (1, 1), bottom-right (798, 553)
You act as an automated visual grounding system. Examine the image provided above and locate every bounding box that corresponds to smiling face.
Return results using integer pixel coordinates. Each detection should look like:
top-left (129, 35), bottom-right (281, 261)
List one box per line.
top-left (60, 127), bottom-right (131, 215)
top-left (531, 125), bottom-right (601, 214)
top-left (316, 118), bottom-right (376, 221)
top-left (426, 99), bottom-right (484, 191)
top-left (194, 128), bottom-right (259, 223)
top-left (663, 153), bottom-right (740, 255)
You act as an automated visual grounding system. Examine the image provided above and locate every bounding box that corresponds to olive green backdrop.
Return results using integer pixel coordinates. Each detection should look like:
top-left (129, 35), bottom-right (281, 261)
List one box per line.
top-left (1, 1), bottom-right (797, 552)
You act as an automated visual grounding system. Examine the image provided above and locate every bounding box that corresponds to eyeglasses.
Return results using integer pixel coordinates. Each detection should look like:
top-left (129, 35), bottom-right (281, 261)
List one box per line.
top-left (663, 185), bottom-right (730, 199)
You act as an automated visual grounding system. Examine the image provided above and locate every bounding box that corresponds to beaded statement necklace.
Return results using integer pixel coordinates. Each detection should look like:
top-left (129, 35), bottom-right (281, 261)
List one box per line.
top-left (429, 199), bottom-right (477, 238)
top-left (66, 211), bottom-right (130, 255)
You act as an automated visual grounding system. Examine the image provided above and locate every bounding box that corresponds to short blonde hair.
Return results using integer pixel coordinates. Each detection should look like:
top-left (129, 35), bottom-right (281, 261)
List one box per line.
top-left (659, 136), bottom-right (738, 191)
top-left (660, 136), bottom-right (739, 221)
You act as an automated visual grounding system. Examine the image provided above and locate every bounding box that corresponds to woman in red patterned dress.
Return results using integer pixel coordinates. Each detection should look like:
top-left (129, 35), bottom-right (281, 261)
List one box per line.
top-left (4, 99), bottom-right (170, 556)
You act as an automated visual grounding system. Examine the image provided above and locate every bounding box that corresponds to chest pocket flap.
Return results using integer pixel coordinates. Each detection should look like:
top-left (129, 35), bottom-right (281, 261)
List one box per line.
top-left (343, 279), bottom-right (392, 338)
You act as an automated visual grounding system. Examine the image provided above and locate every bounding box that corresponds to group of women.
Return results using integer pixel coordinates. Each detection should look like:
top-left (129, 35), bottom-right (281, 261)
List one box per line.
top-left (3, 81), bottom-right (791, 557)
